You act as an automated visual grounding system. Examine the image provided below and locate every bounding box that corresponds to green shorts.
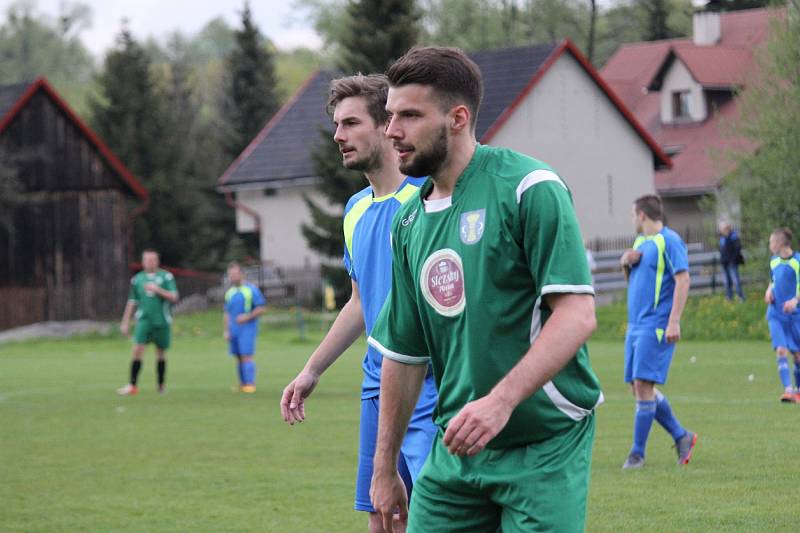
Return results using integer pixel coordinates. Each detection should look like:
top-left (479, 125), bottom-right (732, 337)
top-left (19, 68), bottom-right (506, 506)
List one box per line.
top-left (133, 321), bottom-right (171, 350)
top-left (408, 415), bottom-right (595, 533)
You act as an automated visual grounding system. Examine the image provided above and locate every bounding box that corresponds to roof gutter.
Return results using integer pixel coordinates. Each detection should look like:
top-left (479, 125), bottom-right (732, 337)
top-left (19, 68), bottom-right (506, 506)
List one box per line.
top-left (217, 176), bottom-right (321, 193)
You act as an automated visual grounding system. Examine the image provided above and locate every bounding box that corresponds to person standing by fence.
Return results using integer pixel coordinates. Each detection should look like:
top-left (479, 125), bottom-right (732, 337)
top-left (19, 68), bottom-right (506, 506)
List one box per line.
top-left (719, 221), bottom-right (745, 301)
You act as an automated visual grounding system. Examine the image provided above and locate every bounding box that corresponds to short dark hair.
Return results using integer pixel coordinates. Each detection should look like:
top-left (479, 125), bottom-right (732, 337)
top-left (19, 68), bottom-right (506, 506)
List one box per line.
top-left (773, 227), bottom-right (793, 246)
top-left (227, 261), bottom-right (241, 271)
top-left (633, 195), bottom-right (664, 222)
top-left (142, 249), bottom-right (159, 257)
top-left (386, 46), bottom-right (483, 130)
top-left (327, 74), bottom-right (390, 126)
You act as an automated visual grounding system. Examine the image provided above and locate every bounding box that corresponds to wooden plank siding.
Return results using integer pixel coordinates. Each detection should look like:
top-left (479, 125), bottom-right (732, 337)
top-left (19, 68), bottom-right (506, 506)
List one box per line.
top-left (0, 86), bottom-right (138, 330)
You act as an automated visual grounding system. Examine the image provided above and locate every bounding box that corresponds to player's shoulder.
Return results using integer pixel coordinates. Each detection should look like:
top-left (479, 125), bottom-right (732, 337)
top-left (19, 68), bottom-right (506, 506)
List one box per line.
top-left (478, 145), bottom-right (566, 200)
top-left (390, 194), bottom-right (422, 242)
top-left (159, 269), bottom-right (175, 281)
top-left (661, 226), bottom-right (686, 246)
top-left (344, 185), bottom-right (374, 214)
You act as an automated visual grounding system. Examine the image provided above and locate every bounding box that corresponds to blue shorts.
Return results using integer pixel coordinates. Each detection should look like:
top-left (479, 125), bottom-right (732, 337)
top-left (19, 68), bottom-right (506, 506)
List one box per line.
top-left (228, 331), bottom-right (256, 356)
top-left (768, 318), bottom-right (800, 352)
top-left (624, 326), bottom-right (676, 384)
top-left (355, 396), bottom-right (437, 512)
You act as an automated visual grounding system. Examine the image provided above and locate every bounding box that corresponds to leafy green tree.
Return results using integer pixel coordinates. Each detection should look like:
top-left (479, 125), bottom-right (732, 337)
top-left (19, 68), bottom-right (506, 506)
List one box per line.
top-left (725, 10), bottom-right (800, 254)
top-left (0, 1), bottom-right (95, 114)
top-left (302, 0), bottom-right (419, 305)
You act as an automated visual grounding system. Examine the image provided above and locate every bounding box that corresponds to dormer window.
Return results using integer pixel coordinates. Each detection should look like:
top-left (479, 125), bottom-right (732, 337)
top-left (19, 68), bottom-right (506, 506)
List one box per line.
top-left (672, 91), bottom-right (691, 120)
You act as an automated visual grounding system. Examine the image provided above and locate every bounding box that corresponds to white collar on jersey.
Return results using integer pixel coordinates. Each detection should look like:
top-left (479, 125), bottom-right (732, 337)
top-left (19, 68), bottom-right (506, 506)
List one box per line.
top-left (422, 196), bottom-right (452, 213)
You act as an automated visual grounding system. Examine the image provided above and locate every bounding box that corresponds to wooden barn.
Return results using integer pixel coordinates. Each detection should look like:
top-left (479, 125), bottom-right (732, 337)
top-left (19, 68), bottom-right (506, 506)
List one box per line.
top-left (0, 77), bottom-right (148, 330)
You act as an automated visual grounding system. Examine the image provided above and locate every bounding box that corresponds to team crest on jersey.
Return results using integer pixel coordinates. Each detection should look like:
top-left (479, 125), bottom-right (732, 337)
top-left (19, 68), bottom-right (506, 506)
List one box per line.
top-left (459, 209), bottom-right (485, 244)
top-left (420, 249), bottom-right (466, 317)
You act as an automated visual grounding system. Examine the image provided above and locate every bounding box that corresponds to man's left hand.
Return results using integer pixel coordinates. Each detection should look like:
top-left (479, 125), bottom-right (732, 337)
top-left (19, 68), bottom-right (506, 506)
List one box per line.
top-left (784, 298), bottom-right (798, 314)
top-left (666, 321), bottom-right (681, 343)
top-left (442, 394), bottom-right (513, 456)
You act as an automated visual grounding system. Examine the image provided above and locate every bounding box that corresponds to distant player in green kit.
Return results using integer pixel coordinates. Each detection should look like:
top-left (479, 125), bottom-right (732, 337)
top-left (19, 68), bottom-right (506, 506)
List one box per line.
top-left (118, 249), bottom-right (179, 395)
top-left (369, 47), bottom-right (602, 533)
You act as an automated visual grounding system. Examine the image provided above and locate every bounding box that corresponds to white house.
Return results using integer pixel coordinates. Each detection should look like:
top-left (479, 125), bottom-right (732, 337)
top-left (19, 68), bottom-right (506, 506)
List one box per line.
top-left (218, 40), bottom-right (670, 267)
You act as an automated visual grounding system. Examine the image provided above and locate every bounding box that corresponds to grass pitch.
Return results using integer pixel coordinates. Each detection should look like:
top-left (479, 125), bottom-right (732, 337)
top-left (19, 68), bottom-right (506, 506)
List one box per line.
top-left (0, 309), bottom-right (795, 532)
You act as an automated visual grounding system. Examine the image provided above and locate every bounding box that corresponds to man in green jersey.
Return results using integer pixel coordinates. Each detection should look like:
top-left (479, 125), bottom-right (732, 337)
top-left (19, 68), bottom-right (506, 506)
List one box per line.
top-left (118, 249), bottom-right (179, 395)
top-left (368, 47), bottom-right (602, 533)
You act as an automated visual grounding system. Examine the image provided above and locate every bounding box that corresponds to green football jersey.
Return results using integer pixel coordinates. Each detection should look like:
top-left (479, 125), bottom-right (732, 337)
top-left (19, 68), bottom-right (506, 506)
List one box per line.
top-left (369, 144), bottom-right (603, 449)
top-left (128, 269), bottom-right (178, 327)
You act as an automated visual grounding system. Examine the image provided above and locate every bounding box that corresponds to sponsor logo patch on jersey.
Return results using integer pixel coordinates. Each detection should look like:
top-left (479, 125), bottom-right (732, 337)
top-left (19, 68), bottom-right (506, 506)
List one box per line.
top-left (420, 248), bottom-right (466, 317)
top-left (460, 209), bottom-right (485, 245)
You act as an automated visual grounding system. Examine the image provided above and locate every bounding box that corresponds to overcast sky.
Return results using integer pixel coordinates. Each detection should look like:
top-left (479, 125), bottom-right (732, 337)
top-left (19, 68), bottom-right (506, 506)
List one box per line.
top-left (5, 0), bottom-right (322, 57)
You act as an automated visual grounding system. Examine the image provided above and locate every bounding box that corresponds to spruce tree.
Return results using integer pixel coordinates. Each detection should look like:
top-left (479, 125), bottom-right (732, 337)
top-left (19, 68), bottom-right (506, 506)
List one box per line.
top-left (221, 1), bottom-right (280, 160)
top-left (302, 0), bottom-right (419, 305)
top-left (91, 28), bottom-right (164, 182)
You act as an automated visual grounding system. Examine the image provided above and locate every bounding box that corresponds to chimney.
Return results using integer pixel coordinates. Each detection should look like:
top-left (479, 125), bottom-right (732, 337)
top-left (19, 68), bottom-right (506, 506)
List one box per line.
top-left (693, 10), bottom-right (721, 45)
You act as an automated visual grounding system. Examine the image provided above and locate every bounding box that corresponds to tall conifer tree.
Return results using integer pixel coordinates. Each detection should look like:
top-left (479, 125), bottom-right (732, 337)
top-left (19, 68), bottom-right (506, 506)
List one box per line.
top-left (221, 1), bottom-right (280, 160)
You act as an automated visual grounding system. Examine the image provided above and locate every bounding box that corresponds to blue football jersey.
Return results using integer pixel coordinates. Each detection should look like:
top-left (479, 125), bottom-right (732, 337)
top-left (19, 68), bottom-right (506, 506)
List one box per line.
top-left (767, 253), bottom-right (800, 322)
top-left (343, 176), bottom-right (436, 403)
top-left (627, 226), bottom-right (689, 329)
top-left (225, 283), bottom-right (266, 332)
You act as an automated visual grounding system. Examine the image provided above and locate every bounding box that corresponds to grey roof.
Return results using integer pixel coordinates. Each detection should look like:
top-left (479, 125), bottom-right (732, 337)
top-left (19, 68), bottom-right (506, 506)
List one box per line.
top-left (219, 43), bottom-right (560, 188)
top-left (0, 81), bottom-right (32, 123)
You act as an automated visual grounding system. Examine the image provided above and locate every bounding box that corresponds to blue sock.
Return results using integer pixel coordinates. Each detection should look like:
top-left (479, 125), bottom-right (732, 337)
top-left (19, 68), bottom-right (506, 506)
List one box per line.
top-left (237, 361), bottom-right (245, 384)
top-left (632, 400), bottom-right (657, 457)
top-left (242, 360), bottom-right (256, 385)
top-left (777, 356), bottom-right (792, 389)
top-left (655, 391), bottom-right (686, 442)
top-left (794, 362), bottom-right (800, 390)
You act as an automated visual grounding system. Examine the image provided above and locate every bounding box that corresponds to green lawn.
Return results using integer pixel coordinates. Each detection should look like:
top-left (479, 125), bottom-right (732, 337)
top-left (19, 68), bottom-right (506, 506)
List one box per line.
top-left (0, 309), bottom-right (795, 532)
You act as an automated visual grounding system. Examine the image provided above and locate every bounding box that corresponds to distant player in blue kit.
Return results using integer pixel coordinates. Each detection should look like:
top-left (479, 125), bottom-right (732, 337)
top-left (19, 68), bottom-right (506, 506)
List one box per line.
top-left (223, 262), bottom-right (266, 393)
top-left (279, 74), bottom-right (437, 532)
top-left (620, 195), bottom-right (697, 469)
top-left (764, 228), bottom-right (800, 403)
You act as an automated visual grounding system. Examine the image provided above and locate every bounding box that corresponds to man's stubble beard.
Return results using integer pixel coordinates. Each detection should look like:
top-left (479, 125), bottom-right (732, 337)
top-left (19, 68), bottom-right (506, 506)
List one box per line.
top-left (399, 125), bottom-right (448, 178)
top-left (343, 142), bottom-right (384, 174)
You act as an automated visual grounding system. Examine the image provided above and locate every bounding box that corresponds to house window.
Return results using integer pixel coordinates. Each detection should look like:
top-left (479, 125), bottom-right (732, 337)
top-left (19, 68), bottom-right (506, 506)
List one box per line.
top-left (672, 91), bottom-right (691, 119)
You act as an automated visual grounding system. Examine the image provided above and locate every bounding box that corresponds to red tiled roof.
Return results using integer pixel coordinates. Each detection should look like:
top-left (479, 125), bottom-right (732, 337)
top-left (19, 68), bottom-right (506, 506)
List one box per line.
top-left (601, 7), bottom-right (782, 194)
top-left (671, 45), bottom-right (754, 88)
top-left (655, 100), bottom-right (754, 194)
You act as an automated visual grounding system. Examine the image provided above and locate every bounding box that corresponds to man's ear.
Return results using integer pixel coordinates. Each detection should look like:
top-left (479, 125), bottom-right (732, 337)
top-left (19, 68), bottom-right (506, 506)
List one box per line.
top-left (450, 105), bottom-right (471, 133)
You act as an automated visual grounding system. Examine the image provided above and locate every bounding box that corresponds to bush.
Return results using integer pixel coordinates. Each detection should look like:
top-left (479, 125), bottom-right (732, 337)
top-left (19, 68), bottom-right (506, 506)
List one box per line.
top-left (594, 290), bottom-right (770, 342)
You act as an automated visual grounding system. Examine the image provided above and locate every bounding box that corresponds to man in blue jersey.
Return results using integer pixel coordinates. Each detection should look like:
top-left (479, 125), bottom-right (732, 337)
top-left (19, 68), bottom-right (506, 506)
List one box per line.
top-left (764, 228), bottom-right (800, 403)
top-left (223, 262), bottom-right (266, 393)
top-left (620, 195), bottom-right (697, 469)
top-left (279, 74), bottom-right (437, 532)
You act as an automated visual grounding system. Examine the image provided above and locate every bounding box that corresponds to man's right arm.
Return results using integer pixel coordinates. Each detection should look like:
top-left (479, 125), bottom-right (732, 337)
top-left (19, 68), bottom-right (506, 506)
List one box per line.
top-left (120, 301), bottom-right (135, 336)
top-left (280, 280), bottom-right (365, 424)
top-left (371, 359), bottom-right (427, 532)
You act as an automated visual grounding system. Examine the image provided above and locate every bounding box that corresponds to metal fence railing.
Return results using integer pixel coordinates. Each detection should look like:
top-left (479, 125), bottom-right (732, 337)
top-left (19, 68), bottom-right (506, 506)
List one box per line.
top-left (592, 243), bottom-right (733, 295)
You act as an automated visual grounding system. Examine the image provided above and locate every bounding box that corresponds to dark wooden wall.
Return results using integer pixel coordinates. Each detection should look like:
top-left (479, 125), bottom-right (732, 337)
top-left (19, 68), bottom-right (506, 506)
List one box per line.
top-left (0, 90), bottom-right (135, 329)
